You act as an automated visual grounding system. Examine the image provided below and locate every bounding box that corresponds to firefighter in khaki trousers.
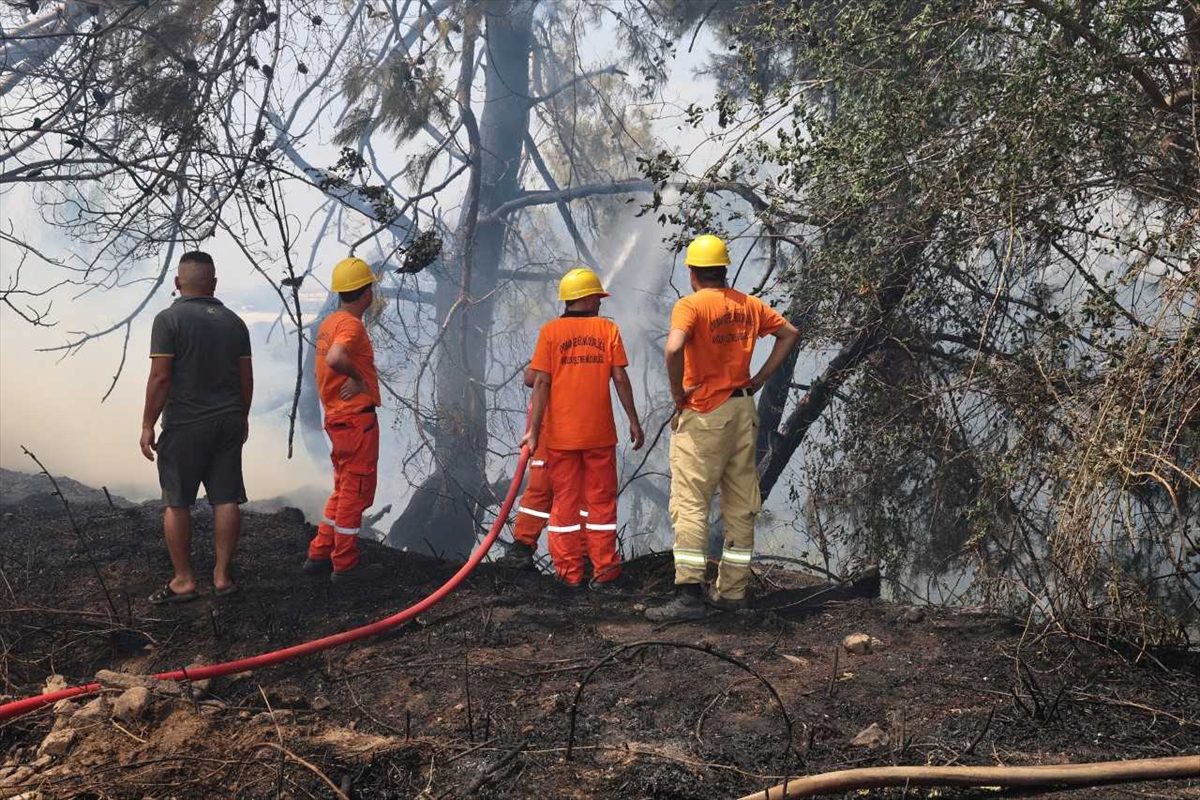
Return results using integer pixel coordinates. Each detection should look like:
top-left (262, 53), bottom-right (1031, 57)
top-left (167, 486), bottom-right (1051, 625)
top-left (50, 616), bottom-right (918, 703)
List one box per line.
top-left (520, 268), bottom-right (645, 588)
top-left (645, 235), bottom-right (800, 621)
top-left (303, 257), bottom-right (384, 584)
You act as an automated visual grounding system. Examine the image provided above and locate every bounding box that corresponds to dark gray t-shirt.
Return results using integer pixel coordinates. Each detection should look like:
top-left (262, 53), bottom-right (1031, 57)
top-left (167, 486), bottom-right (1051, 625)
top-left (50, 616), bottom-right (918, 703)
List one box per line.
top-left (150, 296), bottom-right (251, 429)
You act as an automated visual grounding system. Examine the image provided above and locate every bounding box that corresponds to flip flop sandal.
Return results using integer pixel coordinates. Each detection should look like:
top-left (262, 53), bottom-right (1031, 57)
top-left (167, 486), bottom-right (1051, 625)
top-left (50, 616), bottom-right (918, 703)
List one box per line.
top-left (148, 583), bottom-right (199, 605)
top-left (214, 583), bottom-right (239, 597)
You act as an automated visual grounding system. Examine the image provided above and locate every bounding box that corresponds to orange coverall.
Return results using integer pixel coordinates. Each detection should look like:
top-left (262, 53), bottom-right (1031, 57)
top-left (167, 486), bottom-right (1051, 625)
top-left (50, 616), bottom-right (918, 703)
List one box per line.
top-left (308, 310), bottom-right (381, 573)
top-left (529, 313), bottom-right (629, 586)
top-left (512, 442), bottom-right (552, 548)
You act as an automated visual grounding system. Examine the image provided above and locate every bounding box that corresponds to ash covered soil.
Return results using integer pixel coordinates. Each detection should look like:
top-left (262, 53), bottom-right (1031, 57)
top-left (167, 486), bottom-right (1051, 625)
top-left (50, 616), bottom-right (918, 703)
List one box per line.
top-left (1, 496), bottom-right (1197, 799)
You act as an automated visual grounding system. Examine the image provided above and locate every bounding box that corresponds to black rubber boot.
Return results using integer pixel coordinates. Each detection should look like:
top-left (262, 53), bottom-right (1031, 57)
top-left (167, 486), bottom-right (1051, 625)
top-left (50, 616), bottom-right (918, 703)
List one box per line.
top-left (302, 558), bottom-right (332, 576)
top-left (552, 580), bottom-right (587, 600)
top-left (330, 562), bottom-right (384, 585)
top-left (644, 583), bottom-right (708, 622)
top-left (708, 592), bottom-right (749, 611)
top-left (495, 541), bottom-right (536, 569)
top-left (589, 577), bottom-right (626, 595)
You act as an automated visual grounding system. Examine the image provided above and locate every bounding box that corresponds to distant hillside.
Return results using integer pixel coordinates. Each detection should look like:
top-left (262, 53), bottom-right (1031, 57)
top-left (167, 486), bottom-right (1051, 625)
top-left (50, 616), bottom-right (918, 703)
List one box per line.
top-left (0, 468), bottom-right (132, 509)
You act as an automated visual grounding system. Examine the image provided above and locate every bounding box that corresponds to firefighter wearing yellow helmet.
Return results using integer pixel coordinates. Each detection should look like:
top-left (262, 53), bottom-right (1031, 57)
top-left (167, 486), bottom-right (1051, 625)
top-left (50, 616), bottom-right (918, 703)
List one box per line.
top-left (645, 235), bottom-right (801, 621)
top-left (514, 266), bottom-right (644, 588)
top-left (305, 257), bottom-right (385, 584)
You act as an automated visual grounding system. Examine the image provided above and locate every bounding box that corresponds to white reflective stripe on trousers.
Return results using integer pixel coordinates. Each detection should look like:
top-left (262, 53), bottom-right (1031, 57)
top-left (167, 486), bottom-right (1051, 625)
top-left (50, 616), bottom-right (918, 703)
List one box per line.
top-left (721, 548), bottom-right (753, 565)
top-left (674, 549), bottom-right (707, 566)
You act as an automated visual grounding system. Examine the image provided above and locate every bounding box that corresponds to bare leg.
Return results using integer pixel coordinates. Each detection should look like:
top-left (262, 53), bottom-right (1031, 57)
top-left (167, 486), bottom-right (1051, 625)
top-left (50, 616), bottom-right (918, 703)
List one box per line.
top-left (163, 506), bottom-right (196, 594)
top-left (212, 503), bottom-right (241, 591)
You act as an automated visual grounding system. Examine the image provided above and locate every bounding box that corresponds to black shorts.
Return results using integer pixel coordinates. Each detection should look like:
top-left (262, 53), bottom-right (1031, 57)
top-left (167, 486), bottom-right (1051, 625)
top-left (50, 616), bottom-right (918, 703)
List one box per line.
top-left (157, 413), bottom-right (247, 507)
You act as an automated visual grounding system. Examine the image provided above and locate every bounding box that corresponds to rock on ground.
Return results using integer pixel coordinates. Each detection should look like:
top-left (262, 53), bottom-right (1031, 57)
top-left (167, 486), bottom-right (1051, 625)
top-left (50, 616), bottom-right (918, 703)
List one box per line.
top-left (71, 697), bottom-right (108, 725)
top-left (52, 699), bottom-right (79, 717)
top-left (850, 722), bottom-right (888, 748)
top-left (51, 700), bottom-right (80, 732)
top-left (112, 686), bottom-right (150, 722)
top-left (37, 728), bottom-right (76, 757)
top-left (41, 674), bottom-right (67, 695)
top-left (842, 633), bottom-right (885, 654)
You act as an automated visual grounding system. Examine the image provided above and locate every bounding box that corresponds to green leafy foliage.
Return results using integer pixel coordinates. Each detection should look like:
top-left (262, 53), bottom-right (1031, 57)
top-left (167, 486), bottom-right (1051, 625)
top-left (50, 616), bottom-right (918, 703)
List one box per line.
top-left (663, 0), bottom-right (1198, 641)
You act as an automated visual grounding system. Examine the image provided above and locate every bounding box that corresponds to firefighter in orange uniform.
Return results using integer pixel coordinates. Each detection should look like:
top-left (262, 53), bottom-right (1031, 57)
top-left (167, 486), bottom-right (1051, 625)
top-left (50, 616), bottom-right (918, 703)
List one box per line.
top-left (496, 369), bottom-right (554, 568)
top-left (303, 257), bottom-right (383, 584)
top-left (520, 268), bottom-right (644, 587)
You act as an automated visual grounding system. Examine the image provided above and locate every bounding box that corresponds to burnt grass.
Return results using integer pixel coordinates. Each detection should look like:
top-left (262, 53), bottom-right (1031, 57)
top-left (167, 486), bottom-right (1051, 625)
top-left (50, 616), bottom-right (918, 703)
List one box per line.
top-left (1, 499), bottom-right (1197, 799)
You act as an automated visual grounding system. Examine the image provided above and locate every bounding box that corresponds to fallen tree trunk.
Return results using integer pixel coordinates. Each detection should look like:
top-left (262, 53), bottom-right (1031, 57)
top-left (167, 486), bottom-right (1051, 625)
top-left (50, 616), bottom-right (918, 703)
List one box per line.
top-left (737, 755), bottom-right (1200, 800)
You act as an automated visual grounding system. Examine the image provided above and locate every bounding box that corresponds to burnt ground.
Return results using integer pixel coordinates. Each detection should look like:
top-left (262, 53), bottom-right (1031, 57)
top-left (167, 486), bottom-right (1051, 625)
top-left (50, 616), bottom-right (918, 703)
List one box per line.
top-left (0, 496), bottom-right (1197, 799)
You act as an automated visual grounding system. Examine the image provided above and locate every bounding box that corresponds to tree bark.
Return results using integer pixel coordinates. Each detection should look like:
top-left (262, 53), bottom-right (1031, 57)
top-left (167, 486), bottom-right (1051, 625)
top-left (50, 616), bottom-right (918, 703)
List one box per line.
top-left (755, 313), bottom-right (805, 465)
top-left (389, 1), bottom-right (535, 558)
top-left (757, 235), bottom-right (928, 499)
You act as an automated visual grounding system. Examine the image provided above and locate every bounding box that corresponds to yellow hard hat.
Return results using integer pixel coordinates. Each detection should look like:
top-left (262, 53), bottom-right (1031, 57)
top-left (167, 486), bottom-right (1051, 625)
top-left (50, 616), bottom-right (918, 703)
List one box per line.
top-left (685, 234), bottom-right (730, 268)
top-left (331, 256), bottom-right (376, 293)
top-left (559, 267), bottom-right (609, 302)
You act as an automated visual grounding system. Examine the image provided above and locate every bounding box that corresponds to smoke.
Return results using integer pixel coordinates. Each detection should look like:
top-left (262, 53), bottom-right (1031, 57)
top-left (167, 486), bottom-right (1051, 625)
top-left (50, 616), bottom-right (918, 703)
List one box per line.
top-left (0, 313), bottom-right (329, 508)
top-left (0, 218), bottom-right (333, 517)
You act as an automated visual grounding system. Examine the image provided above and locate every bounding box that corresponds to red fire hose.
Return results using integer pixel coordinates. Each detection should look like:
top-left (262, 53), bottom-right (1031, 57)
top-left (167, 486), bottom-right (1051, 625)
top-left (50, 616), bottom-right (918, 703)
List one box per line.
top-left (0, 446), bottom-right (531, 723)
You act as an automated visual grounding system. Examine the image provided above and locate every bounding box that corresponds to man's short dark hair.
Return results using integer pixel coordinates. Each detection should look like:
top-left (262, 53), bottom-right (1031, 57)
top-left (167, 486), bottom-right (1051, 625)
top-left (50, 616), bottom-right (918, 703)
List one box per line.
top-left (179, 250), bottom-right (214, 267)
top-left (339, 285), bottom-right (371, 304)
top-left (690, 266), bottom-right (727, 286)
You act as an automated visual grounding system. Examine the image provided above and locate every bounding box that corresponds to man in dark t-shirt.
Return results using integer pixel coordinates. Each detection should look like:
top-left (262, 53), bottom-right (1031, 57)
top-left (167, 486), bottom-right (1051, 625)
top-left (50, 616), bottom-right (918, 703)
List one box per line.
top-left (140, 251), bottom-right (253, 604)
